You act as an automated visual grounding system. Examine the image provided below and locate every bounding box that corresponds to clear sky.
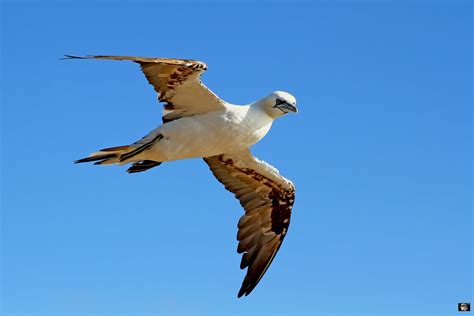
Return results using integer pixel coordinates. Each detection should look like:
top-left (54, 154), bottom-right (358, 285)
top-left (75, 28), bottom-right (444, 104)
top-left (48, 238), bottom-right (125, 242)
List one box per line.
top-left (1, 1), bottom-right (472, 315)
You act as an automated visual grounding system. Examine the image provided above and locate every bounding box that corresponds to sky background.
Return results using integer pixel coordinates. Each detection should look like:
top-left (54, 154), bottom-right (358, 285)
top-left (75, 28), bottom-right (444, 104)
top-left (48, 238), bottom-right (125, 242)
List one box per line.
top-left (1, 1), bottom-right (472, 315)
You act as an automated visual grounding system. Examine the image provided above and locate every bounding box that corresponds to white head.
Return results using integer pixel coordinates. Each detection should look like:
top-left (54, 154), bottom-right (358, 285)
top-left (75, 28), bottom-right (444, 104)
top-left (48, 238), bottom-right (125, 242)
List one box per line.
top-left (257, 91), bottom-right (298, 119)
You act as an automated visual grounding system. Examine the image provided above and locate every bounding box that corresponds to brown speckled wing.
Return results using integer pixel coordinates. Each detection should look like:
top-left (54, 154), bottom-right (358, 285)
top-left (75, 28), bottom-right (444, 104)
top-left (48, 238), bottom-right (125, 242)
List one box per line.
top-left (204, 150), bottom-right (295, 297)
top-left (64, 55), bottom-right (226, 123)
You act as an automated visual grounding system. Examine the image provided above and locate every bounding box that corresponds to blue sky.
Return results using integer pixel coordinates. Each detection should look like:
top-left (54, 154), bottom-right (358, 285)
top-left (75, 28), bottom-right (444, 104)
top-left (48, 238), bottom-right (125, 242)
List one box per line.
top-left (1, 1), bottom-right (472, 315)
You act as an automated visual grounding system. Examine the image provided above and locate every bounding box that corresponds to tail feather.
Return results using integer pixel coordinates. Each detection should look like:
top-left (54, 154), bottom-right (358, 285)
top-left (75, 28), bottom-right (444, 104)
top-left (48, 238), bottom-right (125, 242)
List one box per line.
top-left (100, 145), bottom-right (131, 152)
top-left (127, 160), bottom-right (162, 173)
top-left (75, 153), bottom-right (118, 164)
top-left (75, 145), bottom-right (133, 166)
top-left (75, 134), bottom-right (164, 173)
top-left (119, 134), bottom-right (163, 162)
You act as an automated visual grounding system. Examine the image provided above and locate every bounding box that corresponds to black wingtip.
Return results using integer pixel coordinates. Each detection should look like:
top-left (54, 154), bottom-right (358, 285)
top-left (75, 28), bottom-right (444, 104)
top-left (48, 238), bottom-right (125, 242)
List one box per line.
top-left (237, 288), bottom-right (247, 298)
top-left (61, 55), bottom-right (84, 60)
top-left (237, 280), bottom-right (259, 298)
top-left (61, 55), bottom-right (96, 60)
top-left (240, 254), bottom-right (249, 269)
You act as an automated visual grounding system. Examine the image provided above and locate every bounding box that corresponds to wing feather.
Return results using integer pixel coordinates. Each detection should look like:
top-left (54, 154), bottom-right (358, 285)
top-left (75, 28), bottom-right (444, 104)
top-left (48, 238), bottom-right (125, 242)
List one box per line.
top-left (64, 55), bottom-right (226, 122)
top-left (204, 149), bottom-right (295, 297)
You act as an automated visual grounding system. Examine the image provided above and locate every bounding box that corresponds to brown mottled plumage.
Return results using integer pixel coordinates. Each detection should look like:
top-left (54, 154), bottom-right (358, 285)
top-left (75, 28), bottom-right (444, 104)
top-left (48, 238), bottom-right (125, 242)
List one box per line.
top-left (204, 150), bottom-right (295, 297)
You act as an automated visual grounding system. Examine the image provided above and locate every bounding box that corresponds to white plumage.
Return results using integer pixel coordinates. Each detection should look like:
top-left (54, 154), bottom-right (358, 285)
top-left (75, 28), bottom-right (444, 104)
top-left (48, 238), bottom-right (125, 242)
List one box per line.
top-left (69, 55), bottom-right (297, 297)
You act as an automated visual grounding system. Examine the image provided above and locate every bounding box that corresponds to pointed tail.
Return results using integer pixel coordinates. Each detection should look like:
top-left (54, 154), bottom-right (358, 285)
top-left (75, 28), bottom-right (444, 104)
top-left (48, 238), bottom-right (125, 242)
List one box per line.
top-left (75, 134), bottom-right (164, 173)
top-left (74, 145), bottom-right (133, 165)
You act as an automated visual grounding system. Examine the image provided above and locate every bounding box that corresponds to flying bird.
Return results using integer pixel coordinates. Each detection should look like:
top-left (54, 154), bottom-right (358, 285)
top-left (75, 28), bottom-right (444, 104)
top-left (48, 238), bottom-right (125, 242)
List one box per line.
top-left (68, 55), bottom-right (297, 297)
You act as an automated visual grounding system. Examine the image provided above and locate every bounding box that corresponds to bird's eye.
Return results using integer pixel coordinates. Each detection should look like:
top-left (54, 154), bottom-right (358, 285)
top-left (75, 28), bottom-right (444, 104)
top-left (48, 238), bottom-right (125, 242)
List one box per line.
top-left (274, 99), bottom-right (284, 106)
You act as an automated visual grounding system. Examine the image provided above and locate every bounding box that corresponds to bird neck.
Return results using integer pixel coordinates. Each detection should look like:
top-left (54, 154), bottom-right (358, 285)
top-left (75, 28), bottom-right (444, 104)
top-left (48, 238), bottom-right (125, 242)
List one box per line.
top-left (249, 100), bottom-right (275, 123)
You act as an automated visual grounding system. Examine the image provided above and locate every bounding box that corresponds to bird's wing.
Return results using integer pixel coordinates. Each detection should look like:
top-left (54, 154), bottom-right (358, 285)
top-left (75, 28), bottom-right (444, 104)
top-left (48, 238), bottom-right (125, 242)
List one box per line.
top-left (64, 55), bottom-right (226, 123)
top-left (204, 149), bottom-right (295, 297)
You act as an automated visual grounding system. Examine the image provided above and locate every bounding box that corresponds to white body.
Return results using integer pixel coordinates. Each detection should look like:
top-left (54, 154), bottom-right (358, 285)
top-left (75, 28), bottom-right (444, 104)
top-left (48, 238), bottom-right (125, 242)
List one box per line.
top-left (81, 88), bottom-right (296, 169)
top-left (132, 103), bottom-right (273, 163)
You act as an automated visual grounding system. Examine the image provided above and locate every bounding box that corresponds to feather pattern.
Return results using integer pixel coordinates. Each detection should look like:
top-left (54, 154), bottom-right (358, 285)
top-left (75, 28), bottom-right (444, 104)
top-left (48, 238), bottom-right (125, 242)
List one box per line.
top-left (204, 149), bottom-right (295, 297)
top-left (63, 55), bottom-right (226, 123)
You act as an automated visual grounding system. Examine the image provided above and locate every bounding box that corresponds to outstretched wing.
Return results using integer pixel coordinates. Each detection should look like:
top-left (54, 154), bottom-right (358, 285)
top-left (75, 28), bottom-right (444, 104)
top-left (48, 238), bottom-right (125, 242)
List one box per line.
top-left (204, 150), bottom-right (295, 297)
top-left (64, 55), bottom-right (226, 123)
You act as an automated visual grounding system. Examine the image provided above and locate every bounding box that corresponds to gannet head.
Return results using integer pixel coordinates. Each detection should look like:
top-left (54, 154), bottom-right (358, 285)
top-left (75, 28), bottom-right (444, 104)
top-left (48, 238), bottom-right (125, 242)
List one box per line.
top-left (257, 91), bottom-right (298, 119)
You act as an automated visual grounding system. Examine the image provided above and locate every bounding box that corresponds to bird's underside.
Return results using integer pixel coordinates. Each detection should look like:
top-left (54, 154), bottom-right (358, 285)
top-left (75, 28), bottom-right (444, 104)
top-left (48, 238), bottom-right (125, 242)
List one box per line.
top-left (69, 55), bottom-right (295, 297)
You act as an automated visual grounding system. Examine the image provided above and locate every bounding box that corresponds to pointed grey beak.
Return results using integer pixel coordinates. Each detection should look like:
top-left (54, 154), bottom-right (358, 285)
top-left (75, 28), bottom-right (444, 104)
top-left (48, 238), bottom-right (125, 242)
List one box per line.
top-left (277, 102), bottom-right (298, 113)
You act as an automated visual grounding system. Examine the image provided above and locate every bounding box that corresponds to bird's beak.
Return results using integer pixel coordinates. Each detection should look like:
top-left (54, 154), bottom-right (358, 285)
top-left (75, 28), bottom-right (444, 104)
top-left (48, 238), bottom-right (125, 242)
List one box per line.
top-left (277, 102), bottom-right (298, 113)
